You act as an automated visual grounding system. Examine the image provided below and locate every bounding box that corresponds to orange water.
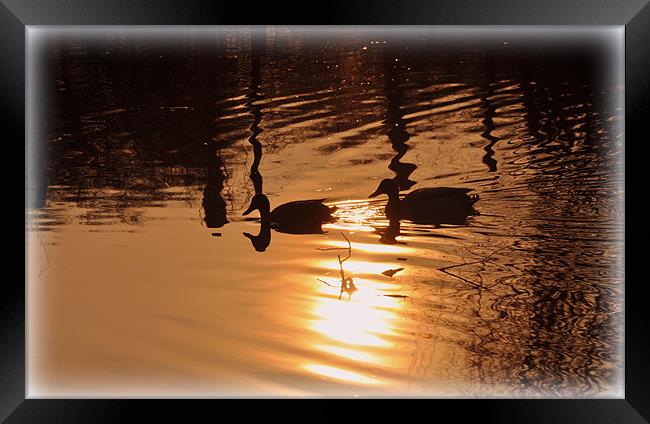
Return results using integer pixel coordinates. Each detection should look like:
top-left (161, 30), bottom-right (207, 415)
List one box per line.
top-left (27, 28), bottom-right (624, 397)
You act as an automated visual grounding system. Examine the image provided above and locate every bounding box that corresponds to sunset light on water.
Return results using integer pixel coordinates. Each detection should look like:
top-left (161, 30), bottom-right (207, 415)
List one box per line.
top-left (26, 26), bottom-right (624, 398)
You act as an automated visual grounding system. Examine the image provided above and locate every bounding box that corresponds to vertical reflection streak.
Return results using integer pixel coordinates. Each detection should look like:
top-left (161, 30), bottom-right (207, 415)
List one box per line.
top-left (202, 141), bottom-right (228, 229)
top-left (247, 29), bottom-right (265, 196)
top-left (480, 54), bottom-right (498, 173)
top-left (383, 52), bottom-right (417, 190)
top-left (242, 28), bottom-right (272, 252)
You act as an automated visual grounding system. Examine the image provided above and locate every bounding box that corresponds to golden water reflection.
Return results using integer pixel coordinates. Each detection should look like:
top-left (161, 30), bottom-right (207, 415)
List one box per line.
top-left (317, 259), bottom-right (404, 277)
top-left (30, 29), bottom-right (623, 396)
top-left (310, 280), bottom-right (400, 347)
top-left (323, 199), bottom-right (385, 234)
top-left (305, 255), bottom-right (405, 386)
top-left (302, 364), bottom-right (382, 386)
top-left (321, 239), bottom-right (406, 255)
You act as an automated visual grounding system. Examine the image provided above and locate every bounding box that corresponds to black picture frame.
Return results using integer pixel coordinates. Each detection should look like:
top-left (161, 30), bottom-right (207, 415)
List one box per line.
top-left (5, 0), bottom-right (647, 421)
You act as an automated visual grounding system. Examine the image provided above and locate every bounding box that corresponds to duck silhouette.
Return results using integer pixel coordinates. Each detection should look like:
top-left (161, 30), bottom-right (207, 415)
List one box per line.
top-left (369, 178), bottom-right (479, 226)
top-left (243, 193), bottom-right (337, 235)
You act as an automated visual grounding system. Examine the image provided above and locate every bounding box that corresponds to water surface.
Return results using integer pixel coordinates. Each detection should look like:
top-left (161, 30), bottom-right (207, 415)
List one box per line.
top-left (27, 28), bottom-right (624, 397)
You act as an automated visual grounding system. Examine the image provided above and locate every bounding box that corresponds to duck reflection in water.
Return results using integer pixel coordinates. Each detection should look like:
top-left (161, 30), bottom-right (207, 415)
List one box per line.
top-left (242, 218), bottom-right (272, 253)
top-left (369, 178), bottom-right (479, 227)
top-left (377, 218), bottom-right (403, 245)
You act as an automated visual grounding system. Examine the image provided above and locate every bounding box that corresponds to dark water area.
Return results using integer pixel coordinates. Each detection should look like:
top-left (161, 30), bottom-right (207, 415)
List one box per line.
top-left (27, 28), bottom-right (623, 397)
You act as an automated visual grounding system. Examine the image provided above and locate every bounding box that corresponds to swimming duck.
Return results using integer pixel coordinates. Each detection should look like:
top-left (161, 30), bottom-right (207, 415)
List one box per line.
top-left (369, 178), bottom-right (479, 226)
top-left (243, 193), bottom-right (337, 235)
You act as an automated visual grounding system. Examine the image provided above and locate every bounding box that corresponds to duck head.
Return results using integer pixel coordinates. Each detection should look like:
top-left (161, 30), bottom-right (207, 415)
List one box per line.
top-left (369, 178), bottom-right (400, 200)
top-left (243, 193), bottom-right (271, 219)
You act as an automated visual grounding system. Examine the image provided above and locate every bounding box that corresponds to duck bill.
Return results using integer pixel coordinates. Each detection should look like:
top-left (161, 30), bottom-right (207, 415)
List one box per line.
top-left (242, 205), bottom-right (256, 216)
top-left (368, 188), bottom-right (382, 198)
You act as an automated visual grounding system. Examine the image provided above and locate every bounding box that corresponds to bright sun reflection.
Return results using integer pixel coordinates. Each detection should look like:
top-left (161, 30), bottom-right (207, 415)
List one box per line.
top-left (317, 259), bottom-right (401, 276)
top-left (325, 200), bottom-right (383, 233)
top-left (314, 344), bottom-right (382, 364)
top-left (303, 200), bottom-right (407, 387)
top-left (324, 222), bottom-right (376, 233)
top-left (311, 279), bottom-right (400, 348)
top-left (322, 239), bottom-right (407, 254)
top-left (303, 364), bottom-right (382, 385)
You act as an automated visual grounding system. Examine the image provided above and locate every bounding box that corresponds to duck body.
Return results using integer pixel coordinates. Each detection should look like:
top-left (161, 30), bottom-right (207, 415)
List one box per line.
top-left (371, 179), bottom-right (478, 226)
top-left (270, 199), bottom-right (335, 225)
top-left (244, 194), bottom-right (336, 235)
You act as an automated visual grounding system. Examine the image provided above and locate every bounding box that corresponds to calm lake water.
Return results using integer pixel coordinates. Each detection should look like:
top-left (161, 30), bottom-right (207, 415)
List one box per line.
top-left (26, 28), bottom-right (624, 397)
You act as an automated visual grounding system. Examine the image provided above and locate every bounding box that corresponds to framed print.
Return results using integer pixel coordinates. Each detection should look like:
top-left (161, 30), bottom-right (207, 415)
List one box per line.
top-left (5, 0), bottom-right (648, 421)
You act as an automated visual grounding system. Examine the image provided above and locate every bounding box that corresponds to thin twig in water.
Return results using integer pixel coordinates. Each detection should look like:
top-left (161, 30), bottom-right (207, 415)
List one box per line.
top-left (438, 268), bottom-right (483, 289)
top-left (316, 233), bottom-right (408, 299)
top-left (316, 232), bottom-right (357, 300)
top-left (438, 245), bottom-right (509, 272)
top-left (317, 278), bottom-right (339, 288)
top-left (339, 233), bottom-right (352, 263)
top-left (337, 233), bottom-right (355, 299)
top-left (317, 232), bottom-right (352, 256)
top-left (435, 244), bottom-right (512, 290)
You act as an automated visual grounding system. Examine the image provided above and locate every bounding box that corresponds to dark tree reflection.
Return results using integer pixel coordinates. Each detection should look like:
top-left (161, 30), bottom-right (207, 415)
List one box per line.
top-left (243, 29), bottom-right (271, 252)
top-left (247, 29), bottom-right (265, 196)
top-left (202, 140), bottom-right (228, 229)
top-left (480, 53), bottom-right (498, 173)
top-left (383, 51), bottom-right (417, 191)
